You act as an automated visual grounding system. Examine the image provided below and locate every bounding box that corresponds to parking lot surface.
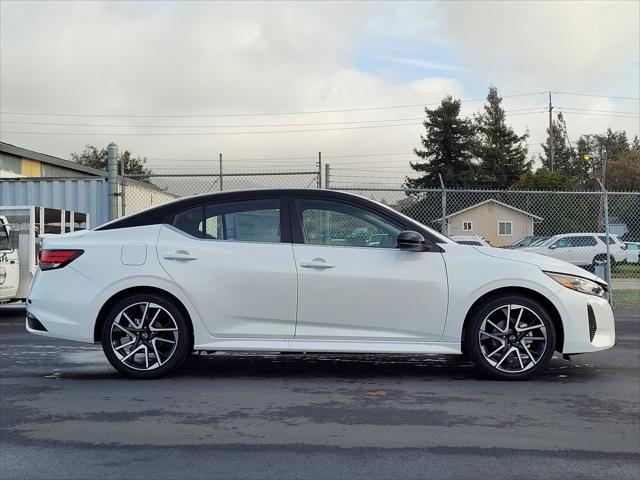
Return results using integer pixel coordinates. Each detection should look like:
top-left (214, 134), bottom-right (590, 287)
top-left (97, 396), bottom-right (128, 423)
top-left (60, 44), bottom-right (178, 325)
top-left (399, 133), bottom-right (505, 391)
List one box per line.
top-left (1, 307), bottom-right (639, 479)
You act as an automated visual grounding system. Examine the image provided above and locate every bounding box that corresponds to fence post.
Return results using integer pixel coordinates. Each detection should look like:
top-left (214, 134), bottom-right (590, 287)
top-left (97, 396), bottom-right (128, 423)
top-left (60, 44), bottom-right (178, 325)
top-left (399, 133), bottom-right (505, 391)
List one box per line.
top-left (439, 174), bottom-right (447, 234)
top-left (325, 163), bottom-right (330, 189)
top-left (602, 188), bottom-right (613, 305)
top-left (107, 142), bottom-right (119, 221)
top-left (317, 151), bottom-right (322, 189)
top-left (119, 153), bottom-right (126, 217)
top-left (219, 153), bottom-right (223, 191)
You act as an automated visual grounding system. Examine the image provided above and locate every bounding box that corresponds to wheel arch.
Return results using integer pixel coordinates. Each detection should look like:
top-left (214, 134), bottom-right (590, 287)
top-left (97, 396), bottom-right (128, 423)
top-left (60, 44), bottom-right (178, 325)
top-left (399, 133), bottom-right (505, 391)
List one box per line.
top-left (94, 286), bottom-right (194, 345)
top-left (461, 287), bottom-right (564, 353)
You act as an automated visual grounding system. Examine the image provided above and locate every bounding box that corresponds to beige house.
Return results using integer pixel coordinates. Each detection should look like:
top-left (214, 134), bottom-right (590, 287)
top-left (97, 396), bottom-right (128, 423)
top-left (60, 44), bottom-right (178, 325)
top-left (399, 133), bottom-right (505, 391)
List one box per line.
top-left (440, 199), bottom-right (543, 247)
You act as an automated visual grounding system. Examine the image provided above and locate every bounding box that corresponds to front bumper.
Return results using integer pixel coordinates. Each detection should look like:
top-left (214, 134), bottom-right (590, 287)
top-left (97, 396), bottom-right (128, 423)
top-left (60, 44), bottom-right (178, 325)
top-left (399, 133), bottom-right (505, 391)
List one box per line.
top-left (555, 286), bottom-right (616, 354)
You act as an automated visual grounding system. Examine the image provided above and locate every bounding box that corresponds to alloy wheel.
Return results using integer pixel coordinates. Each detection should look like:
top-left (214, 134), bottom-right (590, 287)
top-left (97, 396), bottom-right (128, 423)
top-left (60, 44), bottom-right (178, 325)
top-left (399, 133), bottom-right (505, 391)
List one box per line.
top-left (478, 304), bottom-right (548, 373)
top-left (109, 302), bottom-right (179, 371)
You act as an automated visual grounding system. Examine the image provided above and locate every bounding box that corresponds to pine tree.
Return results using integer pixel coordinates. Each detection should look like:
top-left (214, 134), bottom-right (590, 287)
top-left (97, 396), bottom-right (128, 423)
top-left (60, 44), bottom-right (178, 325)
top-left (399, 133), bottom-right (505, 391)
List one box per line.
top-left (540, 112), bottom-right (575, 174)
top-left (473, 86), bottom-right (530, 188)
top-left (406, 96), bottom-right (476, 189)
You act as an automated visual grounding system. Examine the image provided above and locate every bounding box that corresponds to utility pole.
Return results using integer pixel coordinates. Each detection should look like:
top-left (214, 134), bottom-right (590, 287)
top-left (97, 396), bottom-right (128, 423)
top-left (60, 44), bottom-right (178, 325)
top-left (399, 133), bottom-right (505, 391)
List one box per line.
top-left (317, 151), bottom-right (322, 189)
top-left (219, 153), bottom-right (223, 191)
top-left (549, 92), bottom-right (555, 171)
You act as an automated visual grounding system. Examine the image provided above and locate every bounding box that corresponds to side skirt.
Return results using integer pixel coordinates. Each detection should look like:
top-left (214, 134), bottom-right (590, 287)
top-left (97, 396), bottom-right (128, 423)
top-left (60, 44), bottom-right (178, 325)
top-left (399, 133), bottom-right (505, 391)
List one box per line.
top-left (193, 338), bottom-right (462, 355)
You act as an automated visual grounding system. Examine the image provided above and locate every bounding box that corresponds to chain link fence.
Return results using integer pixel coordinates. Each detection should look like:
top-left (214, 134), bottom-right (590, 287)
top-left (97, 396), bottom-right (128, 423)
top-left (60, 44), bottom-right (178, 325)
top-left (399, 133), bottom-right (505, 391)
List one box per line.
top-left (334, 187), bottom-right (639, 309)
top-left (118, 171), bottom-right (638, 308)
top-left (121, 169), bottom-right (321, 216)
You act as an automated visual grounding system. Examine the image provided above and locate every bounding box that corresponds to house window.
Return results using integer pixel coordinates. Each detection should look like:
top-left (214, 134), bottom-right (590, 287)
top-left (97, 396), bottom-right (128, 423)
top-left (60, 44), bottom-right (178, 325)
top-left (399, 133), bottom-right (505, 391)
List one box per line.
top-left (462, 221), bottom-right (473, 231)
top-left (498, 221), bottom-right (512, 236)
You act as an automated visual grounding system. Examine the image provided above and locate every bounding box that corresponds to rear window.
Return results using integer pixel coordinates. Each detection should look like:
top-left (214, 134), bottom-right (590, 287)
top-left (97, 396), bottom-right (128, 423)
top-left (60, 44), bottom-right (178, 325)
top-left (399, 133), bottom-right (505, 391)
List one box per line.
top-left (172, 199), bottom-right (281, 243)
top-left (569, 236), bottom-right (597, 247)
top-left (598, 236), bottom-right (618, 245)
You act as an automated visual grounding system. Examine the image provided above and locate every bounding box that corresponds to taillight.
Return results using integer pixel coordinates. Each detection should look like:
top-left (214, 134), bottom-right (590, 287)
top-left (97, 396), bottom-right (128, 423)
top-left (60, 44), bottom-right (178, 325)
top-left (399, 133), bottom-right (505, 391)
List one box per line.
top-left (39, 249), bottom-right (84, 270)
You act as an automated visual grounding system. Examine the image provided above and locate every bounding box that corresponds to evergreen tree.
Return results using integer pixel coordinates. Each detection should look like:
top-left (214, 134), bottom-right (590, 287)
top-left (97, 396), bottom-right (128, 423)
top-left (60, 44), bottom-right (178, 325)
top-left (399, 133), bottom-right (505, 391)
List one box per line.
top-left (473, 86), bottom-right (530, 188)
top-left (575, 129), bottom-right (630, 190)
top-left (539, 112), bottom-right (575, 174)
top-left (511, 169), bottom-right (572, 191)
top-left (406, 96), bottom-right (476, 189)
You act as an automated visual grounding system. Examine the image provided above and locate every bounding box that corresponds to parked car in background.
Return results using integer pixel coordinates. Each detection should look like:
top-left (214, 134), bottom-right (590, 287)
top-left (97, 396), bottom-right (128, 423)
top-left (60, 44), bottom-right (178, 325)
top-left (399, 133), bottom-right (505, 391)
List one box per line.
top-left (522, 233), bottom-right (627, 267)
top-left (528, 237), bottom-right (550, 247)
top-left (503, 236), bottom-right (548, 249)
top-left (26, 189), bottom-right (616, 381)
top-left (450, 235), bottom-right (491, 247)
top-left (624, 242), bottom-right (640, 263)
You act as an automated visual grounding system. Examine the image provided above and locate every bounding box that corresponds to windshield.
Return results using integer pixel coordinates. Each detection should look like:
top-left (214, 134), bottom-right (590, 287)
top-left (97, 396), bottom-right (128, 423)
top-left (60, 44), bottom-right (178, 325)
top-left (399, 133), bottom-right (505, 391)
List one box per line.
top-left (371, 198), bottom-right (454, 244)
top-left (0, 224), bottom-right (9, 250)
top-left (535, 237), bottom-right (557, 247)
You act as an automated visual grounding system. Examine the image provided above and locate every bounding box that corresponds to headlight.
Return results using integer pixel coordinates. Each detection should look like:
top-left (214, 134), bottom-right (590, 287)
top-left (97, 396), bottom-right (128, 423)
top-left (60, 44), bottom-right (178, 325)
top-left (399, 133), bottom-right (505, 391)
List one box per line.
top-left (545, 272), bottom-right (608, 299)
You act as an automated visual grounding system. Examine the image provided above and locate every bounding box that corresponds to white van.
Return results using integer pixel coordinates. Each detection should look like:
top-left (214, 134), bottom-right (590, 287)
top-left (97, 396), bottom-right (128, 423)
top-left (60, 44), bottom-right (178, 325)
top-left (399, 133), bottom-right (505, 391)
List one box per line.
top-left (0, 216), bottom-right (20, 302)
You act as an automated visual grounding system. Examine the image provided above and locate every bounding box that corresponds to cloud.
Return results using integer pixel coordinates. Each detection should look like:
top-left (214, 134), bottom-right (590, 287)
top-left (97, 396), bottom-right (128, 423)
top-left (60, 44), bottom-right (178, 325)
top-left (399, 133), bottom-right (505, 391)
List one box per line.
top-left (0, 0), bottom-right (637, 183)
top-left (374, 56), bottom-right (465, 73)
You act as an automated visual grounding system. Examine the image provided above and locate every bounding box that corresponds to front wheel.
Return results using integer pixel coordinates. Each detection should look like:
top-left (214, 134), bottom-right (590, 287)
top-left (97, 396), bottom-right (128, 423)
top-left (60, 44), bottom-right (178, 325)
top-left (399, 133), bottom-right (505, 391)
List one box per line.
top-left (466, 295), bottom-right (556, 380)
top-left (101, 294), bottom-right (192, 379)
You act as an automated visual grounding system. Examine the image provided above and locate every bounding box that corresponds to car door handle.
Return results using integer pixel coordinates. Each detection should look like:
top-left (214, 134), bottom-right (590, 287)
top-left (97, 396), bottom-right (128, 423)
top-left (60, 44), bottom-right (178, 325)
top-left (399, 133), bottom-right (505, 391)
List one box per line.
top-left (300, 259), bottom-right (335, 269)
top-left (163, 251), bottom-right (198, 261)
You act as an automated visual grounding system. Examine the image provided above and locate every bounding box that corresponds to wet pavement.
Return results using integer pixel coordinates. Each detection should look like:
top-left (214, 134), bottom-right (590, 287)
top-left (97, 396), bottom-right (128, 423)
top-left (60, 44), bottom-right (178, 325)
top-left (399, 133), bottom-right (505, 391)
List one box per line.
top-left (1, 307), bottom-right (639, 479)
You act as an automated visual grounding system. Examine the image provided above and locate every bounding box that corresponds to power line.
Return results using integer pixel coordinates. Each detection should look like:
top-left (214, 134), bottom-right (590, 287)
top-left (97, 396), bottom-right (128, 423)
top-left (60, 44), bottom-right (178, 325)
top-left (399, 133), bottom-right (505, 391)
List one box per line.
top-left (0, 122), bottom-right (423, 136)
top-left (0, 110), bottom-right (550, 136)
top-left (1, 91), bottom-right (635, 120)
top-left (557, 107), bottom-right (640, 115)
top-left (552, 91), bottom-right (640, 101)
top-left (0, 109), bottom-right (545, 129)
top-left (0, 117), bottom-right (426, 128)
top-left (556, 110), bottom-right (640, 119)
top-left (0, 92), bottom-right (547, 118)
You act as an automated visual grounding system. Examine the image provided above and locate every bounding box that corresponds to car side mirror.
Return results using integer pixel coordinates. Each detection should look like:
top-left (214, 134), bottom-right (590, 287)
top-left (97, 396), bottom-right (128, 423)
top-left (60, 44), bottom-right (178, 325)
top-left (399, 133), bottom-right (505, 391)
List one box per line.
top-left (397, 230), bottom-right (429, 252)
top-left (549, 244), bottom-right (556, 249)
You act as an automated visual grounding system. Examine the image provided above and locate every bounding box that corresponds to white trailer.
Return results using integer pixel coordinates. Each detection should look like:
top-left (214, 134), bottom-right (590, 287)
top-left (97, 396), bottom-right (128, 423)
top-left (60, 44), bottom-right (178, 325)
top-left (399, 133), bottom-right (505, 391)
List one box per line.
top-left (0, 206), bottom-right (90, 302)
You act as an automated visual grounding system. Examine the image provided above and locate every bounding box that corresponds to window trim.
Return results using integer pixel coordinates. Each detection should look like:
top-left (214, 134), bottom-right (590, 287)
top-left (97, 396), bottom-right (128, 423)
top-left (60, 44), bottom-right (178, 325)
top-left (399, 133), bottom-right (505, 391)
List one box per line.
top-left (497, 220), bottom-right (513, 237)
top-left (289, 195), bottom-right (409, 249)
top-left (462, 220), bottom-right (473, 232)
top-left (168, 197), bottom-right (291, 244)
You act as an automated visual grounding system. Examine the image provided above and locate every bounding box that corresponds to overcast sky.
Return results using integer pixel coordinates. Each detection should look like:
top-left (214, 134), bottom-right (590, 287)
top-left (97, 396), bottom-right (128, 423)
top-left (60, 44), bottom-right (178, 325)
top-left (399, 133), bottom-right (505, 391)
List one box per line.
top-left (1, 0), bottom-right (638, 186)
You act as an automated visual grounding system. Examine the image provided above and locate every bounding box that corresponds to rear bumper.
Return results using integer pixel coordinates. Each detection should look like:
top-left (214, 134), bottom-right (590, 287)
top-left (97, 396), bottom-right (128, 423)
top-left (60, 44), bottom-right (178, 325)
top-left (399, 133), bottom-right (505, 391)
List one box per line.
top-left (26, 267), bottom-right (102, 343)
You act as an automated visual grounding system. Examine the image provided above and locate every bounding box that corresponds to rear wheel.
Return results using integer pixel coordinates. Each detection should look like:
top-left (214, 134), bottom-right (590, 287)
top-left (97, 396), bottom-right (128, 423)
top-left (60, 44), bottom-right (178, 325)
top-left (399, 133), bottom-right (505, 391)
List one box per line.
top-left (466, 295), bottom-right (556, 380)
top-left (101, 294), bottom-right (191, 379)
top-left (593, 254), bottom-right (615, 268)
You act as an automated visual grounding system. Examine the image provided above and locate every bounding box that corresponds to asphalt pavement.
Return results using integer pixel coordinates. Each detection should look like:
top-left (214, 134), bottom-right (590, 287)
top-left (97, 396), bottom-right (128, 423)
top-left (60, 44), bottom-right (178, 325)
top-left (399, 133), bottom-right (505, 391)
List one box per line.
top-left (1, 306), bottom-right (639, 480)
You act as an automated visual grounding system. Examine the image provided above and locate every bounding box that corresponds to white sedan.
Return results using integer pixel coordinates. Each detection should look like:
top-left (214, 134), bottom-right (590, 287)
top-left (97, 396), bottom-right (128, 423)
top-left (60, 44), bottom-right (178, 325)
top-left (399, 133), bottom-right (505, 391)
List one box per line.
top-left (26, 189), bottom-right (615, 380)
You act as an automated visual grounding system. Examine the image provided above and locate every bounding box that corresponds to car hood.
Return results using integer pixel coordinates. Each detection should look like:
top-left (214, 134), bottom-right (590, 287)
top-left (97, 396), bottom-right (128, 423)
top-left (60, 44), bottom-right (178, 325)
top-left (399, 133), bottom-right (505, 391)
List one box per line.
top-left (471, 246), bottom-right (606, 285)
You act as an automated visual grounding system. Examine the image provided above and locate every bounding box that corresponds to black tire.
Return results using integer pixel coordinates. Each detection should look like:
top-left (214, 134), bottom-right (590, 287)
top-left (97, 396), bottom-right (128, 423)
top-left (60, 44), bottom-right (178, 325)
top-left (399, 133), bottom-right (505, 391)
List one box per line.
top-left (101, 293), bottom-right (192, 379)
top-left (593, 254), bottom-right (615, 268)
top-left (465, 295), bottom-right (556, 380)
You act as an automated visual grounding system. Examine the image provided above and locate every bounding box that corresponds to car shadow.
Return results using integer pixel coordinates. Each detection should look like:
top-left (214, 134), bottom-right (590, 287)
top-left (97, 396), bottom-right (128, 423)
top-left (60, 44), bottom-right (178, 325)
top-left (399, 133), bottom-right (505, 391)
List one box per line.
top-left (38, 351), bottom-right (600, 383)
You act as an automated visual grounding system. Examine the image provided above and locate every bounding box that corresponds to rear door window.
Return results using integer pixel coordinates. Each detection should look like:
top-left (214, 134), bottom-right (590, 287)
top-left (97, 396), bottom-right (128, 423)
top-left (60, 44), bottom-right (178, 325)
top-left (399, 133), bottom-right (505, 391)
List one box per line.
top-left (569, 236), bottom-right (597, 247)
